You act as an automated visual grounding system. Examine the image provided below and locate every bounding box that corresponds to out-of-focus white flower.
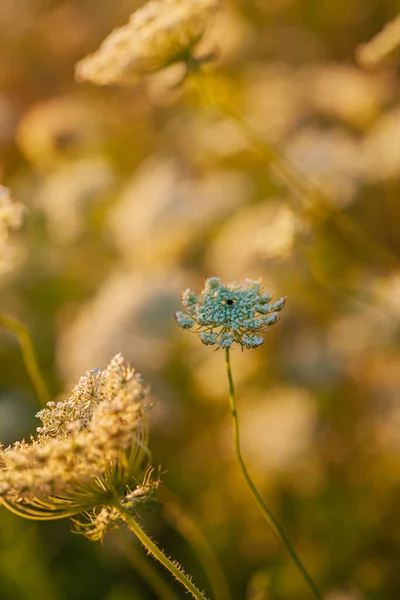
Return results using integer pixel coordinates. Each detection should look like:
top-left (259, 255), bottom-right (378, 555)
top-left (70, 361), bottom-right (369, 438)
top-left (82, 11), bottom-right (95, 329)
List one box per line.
top-left (284, 126), bottom-right (366, 207)
top-left (302, 64), bottom-right (384, 129)
top-left (0, 185), bottom-right (26, 274)
top-left (356, 14), bottom-right (400, 68)
top-left (206, 201), bottom-right (303, 279)
top-left (364, 108), bottom-right (400, 181)
top-left (57, 270), bottom-right (186, 379)
top-left (243, 64), bottom-right (306, 143)
top-left (17, 96), bottom-right (105, 167)
top-left (170, 114), bottom-right (249, 160)
top-left (372, 271), bottom-right (400, 320)
top-left (0, 186), bottom-right (25, 237)
top-left (108, 157), bottom-right (250, 265)
top-left (75, 0), bottom-right (220, 86)
top-left (37, 156), bottom-right (115, 244)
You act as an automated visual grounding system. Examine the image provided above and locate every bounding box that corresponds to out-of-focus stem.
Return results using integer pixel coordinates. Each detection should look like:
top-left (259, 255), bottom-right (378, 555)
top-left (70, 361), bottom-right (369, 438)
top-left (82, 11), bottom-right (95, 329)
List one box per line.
top-left (162, 487), bottom-right (232, 600)
top-left (110, 533), bottom-right (177, 600)
top-left (0, 314), bottom-right (51, 407)
top-left (115, 501), bottom-right (210, 600)
top-left (224, 348), bottom-right (322, 600)
top-left (192, 72), bottom-right (399, 270)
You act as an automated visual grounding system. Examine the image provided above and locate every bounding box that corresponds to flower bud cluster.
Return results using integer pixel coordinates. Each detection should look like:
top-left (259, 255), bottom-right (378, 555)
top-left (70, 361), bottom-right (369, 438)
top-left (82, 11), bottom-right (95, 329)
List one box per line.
top-left (75, 0), bottom-right (220, 86)
top-left (0, 354), bottom-right (155, 533)
top-left (176, 277), bottom-right (286, 349)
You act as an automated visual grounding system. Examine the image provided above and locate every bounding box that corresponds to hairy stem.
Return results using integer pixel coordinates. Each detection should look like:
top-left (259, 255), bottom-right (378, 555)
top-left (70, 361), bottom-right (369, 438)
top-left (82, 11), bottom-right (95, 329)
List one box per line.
top-left (115, 502), bottom-right (210, 600)
top-left (224, 348), bottom-right (322, 600)
top-left (0, 314), bottom-right (51, 407)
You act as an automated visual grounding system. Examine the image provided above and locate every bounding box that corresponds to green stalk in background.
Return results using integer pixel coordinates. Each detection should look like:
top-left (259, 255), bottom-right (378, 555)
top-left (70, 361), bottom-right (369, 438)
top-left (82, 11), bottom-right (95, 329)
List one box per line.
top-left (162, 487), bottom-right (232, 600)
top-left (0, 314), bottom-right (51, 407)
top-left (191, 72), bottom-right (399, 272)
top-left (110, 533), bottom-right (178, 600)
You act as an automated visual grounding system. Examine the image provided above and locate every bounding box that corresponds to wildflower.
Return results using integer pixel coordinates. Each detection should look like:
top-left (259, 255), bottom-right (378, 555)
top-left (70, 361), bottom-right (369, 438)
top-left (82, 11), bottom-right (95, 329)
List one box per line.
top-left (0, 354), bottom-right (211, 600)
top-left (175, 281), bottom-right (321, 600)
top-left (175, 277), bottom-right (286, 349)
top-left (0, 354), bottom-right (157, 540)
top-left (75, 0), bottom-right (220, 86)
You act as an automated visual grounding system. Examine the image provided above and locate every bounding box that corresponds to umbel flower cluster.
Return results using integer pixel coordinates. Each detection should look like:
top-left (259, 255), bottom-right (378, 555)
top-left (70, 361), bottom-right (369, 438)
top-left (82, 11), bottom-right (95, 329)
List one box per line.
top-left (75, 0), bottom-right (220, 86)
top-left (176, 277), bottom-right (286, 349)
top-left (0, 354), bottom-right (158, 541)
top-left (0, 185), bottom-right (25, 273)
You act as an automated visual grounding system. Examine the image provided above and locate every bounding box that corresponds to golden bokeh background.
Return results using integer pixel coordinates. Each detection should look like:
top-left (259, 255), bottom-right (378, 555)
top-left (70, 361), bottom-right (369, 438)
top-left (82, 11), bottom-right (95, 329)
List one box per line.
top-left (1, 1), bottom-right (400, 599)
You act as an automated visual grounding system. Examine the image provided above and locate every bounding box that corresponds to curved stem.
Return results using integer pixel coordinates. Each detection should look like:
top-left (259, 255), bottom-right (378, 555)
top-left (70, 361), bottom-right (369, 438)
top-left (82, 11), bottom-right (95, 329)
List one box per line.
top-left (0, 314), bottom-right (51, 407)
top-left (162, 486), bottom-right (232, 600)
top-left (110, 533), bottom-right (177, 600)
top-left (224, 348), bottom-right (322, 600)
top-left (114, 501), bottom-right (210, 600)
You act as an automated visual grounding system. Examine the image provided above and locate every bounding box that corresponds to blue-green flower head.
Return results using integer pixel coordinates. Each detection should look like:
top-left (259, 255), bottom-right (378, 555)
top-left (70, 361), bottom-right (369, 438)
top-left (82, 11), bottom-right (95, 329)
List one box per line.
top-left (175, 277), bottom-right (286, 349)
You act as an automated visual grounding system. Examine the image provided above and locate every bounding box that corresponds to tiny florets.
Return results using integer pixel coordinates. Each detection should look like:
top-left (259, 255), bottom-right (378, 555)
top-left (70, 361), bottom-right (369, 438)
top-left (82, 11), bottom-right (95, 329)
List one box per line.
top-left (175, 277), bottom-right (286, 349)
top-left (75, 0), bottom-right (220, 86)
top-left (0, 354), bottom-right (157, 539)
top-left (199, 331), bottom-right (218, 345)
top-left (175, 310), bottom-right (196, 329)
top-left (242, 334), bottom-right (263, 349)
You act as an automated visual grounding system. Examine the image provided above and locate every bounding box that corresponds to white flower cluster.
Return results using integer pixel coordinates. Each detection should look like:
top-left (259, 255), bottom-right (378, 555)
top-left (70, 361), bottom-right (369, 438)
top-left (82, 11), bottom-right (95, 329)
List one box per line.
top-left (0, 185), bottom-right (25, 273)
top-left (75, 0), bottom-right (220, 86)
top-left (176, 277), bottom-right (286, 349)
top-left (0, 354), bottom-right (157, 537)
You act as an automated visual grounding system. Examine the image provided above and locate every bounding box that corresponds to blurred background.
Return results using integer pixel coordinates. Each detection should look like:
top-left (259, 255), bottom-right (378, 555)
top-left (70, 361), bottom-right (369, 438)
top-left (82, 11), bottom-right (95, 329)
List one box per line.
top-left (1, 1), bottom-right (400, 599)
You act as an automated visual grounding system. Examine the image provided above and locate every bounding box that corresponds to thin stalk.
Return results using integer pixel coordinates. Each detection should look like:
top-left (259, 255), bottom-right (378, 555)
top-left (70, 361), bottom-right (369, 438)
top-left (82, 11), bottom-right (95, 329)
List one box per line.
top-left (192, 72), bottom-right (399, 271)
top-left (114, 501), bottom-right (210, 600)
top-left (110, 533), bottom-right (177, 600)
top-left (224, 348), bottom-right (322, 600)
top-left (162, 487), bottom-right (232, 600)
top-left (0, 314), bottom-right (51, 406)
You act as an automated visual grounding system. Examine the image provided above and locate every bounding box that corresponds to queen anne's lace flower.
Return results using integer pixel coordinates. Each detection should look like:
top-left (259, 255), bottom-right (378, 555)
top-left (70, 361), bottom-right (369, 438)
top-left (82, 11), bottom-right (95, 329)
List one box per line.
top-left (0, 354), bottom-right (158, 540)
top-left (75, 0), bottom-right (220, 86)
top-left (176, 277), bottom-right (286, 349)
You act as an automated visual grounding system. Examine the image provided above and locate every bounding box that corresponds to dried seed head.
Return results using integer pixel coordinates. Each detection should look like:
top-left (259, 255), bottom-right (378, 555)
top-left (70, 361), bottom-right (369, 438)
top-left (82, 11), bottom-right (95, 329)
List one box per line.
top-left (0, 354), bottom-right (158, 540)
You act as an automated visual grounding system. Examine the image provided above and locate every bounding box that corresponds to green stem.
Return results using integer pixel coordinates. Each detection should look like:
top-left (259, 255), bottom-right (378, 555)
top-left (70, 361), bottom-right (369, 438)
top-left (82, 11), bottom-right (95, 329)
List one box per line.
top-left (224, 348), bottom-right (322, 600)
top-left (110, 533), bottom-right (177, 600)
top-left (162, 487), bottom-right (232, 600)
top-left (0, 314), bottom-right (51, 407)
top-left (115, 501), bottom-right (210, 600)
